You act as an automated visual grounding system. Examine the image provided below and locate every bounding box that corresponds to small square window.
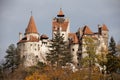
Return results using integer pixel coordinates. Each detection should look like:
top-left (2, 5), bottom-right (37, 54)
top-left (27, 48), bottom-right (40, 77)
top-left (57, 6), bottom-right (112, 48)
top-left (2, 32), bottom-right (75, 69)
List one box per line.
top-left (72, 48), bottom-right (74, 51)
top-left (36, 55), bottom-right (38, 58)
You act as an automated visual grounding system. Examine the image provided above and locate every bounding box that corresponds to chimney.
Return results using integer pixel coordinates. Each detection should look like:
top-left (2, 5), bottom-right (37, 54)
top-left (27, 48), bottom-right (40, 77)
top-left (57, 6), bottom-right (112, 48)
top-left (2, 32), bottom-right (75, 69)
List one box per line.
top-left (19, 32), bottom-right (22, 40)
top-left (98, 24), bottom-right (102, 35)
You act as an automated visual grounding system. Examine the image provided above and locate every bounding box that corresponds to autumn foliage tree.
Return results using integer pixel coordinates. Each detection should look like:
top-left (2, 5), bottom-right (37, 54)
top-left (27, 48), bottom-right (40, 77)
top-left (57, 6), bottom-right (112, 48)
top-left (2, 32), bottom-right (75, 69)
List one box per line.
top-left (81, 36), bottom-right (97, 80)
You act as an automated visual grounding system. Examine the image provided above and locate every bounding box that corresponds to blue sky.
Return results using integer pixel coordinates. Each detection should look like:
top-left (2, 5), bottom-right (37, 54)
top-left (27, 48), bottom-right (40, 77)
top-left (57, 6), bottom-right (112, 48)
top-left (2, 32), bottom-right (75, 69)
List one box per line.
top-left (0, 0), bottom-right (120, 60)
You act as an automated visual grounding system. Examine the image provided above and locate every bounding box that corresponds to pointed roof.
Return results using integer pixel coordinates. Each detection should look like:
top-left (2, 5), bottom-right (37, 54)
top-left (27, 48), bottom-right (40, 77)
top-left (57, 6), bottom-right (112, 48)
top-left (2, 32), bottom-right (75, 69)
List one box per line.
top-left (83, 25), bottom-right (93, 35)
top-left (102, 24), bottom-right (109, 31)
top-left (68, 33), bottom-right (78, 44)
top-left (57, 8), bottom-right (65, 17)
top-left (25, 16), bottom-right (38, 35)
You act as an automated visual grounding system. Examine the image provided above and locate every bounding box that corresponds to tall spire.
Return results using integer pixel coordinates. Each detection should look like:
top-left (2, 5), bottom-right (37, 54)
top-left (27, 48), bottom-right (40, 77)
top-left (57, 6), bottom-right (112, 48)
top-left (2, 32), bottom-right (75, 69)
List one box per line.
top-left (57, 8), bottom-right (65, 17)
top-left (25, 16), bottom-right (38, 35)
top-left (31, 11), bottom-right (32, 16)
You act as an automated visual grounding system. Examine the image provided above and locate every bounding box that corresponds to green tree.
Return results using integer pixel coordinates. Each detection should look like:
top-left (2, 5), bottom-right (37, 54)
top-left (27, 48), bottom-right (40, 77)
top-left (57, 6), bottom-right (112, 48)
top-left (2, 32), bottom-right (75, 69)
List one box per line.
top-left (46, 30), bottom-right (73, 68)
top-left (82, 36), bottom-right (97, 80)
top-left (106, 37), bottom-right (120, 73)
top-left (3, 44), bottom-right (20, 73)
top-left (0, 65), bottom-right (3, 80)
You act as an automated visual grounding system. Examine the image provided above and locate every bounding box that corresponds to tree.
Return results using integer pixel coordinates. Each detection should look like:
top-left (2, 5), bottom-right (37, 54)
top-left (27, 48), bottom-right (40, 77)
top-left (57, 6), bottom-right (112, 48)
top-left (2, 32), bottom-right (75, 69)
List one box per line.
top-left (116, 41), bottom-right (120, 56)
top-left (3, 44), bottom-right (20, 73)
top-left (46, 30), bottom-right (73, 68)
top-left (82, 36), bottom-right (97, 80)
top-left (0, 65), bottom-right (3, 80)
top-left (106, 37), bottom-right (120, 73)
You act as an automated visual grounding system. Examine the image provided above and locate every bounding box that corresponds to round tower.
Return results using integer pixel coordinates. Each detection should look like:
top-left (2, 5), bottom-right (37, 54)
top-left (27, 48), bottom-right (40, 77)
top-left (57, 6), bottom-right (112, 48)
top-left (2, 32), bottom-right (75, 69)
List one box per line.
top-left (17, 15), bottom-right (41, 67)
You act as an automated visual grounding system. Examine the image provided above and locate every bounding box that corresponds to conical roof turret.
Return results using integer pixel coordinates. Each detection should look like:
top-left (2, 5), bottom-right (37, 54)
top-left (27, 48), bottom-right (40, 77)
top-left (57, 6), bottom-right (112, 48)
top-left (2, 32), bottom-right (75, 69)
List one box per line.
top-left (57, 8), bottom-right (65, 17)
top-left (25, 16), bottom-right (38, 35)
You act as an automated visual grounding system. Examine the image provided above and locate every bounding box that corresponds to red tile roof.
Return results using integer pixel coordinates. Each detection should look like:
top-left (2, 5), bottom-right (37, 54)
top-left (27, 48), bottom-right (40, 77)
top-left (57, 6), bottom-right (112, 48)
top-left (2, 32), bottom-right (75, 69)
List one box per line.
top-left (40, 34), bottom-right (48, 39)
top-left (18, 35), bottom-right (39, 43)
top-left (25, 16), bottom-right (38, 34)
top-left (57, 8), bottom-right (64, 16)
top-left (68, 33), bottom-right (78, 44)
top-left (102, 24), bottom-right (109, 31)
top-left (83, 25), bottom-right (93, 35)
top-left (52, 21), bottom-right (69, 31)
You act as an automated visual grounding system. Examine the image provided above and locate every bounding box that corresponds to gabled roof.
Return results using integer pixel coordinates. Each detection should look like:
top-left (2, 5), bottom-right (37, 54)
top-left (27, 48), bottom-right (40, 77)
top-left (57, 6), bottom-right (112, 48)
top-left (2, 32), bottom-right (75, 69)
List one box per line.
top-left (102, 24), bottom-right (109, 31)
top-left (25, 16), bottom-right (38, 35)
top-left (68, 33), bottom-right (78, 44)
top-left (83, 25), bottom-right (93, 35)
top-left (52, 21), bottom-right (69, 31)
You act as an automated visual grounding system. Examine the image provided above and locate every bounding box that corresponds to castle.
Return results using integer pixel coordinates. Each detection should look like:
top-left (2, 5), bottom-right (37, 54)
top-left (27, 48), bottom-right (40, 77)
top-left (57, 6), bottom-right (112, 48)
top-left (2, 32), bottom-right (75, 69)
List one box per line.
top-left (17, 9), bottom-right (109, 67)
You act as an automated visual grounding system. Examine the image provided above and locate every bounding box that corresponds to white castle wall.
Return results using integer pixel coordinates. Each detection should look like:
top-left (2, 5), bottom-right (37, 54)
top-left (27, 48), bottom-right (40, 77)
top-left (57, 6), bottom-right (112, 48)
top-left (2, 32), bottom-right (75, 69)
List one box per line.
top-left (70, 44), bottom-right (79, 65)
top-left (17, 39), bottom-right (49, 67)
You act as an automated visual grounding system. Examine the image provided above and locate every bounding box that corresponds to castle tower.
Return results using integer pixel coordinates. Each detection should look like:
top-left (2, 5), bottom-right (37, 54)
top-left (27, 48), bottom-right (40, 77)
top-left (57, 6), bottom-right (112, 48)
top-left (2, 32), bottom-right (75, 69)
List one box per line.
top-left (101, 24), bottom-right (109, 47)
top-left (17, 15), bottom-right (41, 67)
top-left (52, 8), bottom-right (70, 42)
top-left (25, 16), bottom-right (40, 39)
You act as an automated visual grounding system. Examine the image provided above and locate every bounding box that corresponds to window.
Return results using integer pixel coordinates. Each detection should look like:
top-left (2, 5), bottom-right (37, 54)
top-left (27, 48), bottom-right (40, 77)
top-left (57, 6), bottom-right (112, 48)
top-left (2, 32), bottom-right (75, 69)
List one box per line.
top-left (36, 55), bottom-right (38, 58)
top-left (38, 47), bottom-right (40, 50)
top-left (23, 55), bottom-right (25, 59)
top-left (30, 44), bottom-right (32, 46)
top-left (72, 48), bottom-right (74, 51)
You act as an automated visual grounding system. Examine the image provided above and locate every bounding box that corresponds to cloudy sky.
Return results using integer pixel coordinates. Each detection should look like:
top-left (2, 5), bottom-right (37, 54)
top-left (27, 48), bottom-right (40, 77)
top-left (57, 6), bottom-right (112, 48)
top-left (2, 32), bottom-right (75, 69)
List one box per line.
top-left (0, 0), bottom-right (120, 60)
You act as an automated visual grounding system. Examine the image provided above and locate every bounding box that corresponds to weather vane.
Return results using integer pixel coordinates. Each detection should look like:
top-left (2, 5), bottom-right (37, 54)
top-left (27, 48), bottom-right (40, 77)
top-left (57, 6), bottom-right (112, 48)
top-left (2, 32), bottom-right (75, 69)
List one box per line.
top-left (31, 11), bottom-right (32, 16)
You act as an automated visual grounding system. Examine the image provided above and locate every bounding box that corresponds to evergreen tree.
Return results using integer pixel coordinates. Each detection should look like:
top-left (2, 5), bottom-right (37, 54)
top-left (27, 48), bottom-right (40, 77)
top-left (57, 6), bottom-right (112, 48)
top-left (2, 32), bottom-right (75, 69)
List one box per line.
top-left (3, 44), bottom-right (20, 73)
top-left (106, 37), bottom-right (120, 73)
top-left (46, 30), bottom-right (73, 67)
top-left (0, 65), bottom-right (3, 80)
